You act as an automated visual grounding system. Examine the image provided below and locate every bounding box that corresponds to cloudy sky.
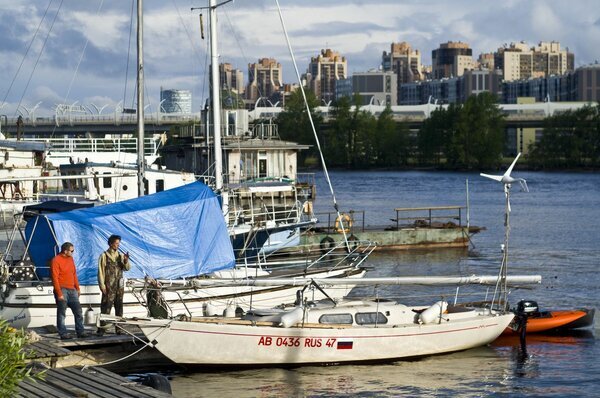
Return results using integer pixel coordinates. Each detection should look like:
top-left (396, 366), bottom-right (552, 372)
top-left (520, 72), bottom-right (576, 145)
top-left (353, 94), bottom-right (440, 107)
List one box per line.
top-left (1, 0), bottom-right (599, 116)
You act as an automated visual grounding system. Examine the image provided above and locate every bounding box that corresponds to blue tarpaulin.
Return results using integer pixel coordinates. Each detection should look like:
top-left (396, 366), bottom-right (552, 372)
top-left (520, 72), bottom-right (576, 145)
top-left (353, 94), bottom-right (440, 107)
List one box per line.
top-left (25, 181), bottom-right (235, 285)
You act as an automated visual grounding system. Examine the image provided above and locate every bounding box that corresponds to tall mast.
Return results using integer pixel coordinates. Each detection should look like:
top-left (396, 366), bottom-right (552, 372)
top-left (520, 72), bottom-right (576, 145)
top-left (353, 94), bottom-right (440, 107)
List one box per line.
top-left (209, 0), bottom-right (223, 191)
top-left (136, 0), bottom-right (145, 197)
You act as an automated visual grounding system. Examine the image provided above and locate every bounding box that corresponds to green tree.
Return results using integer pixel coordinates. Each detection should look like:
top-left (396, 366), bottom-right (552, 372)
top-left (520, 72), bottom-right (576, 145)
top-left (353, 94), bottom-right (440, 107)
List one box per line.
top-left (327, 96), bottom-right (353, 167)
top-left (530, 103), bottom-right (600, 168)
top-left (375, 106), bottom-right (410, 167)
top-left (453, 92), bottom-right (505, 169)
top-left (0, 320), bottom-right (43, 396)
top-left (418, 104), bottom-right (461, 167)
top-left (276, 89), bottom-right (322, 165)
top-left (328, 94), bottom-right (377, 168)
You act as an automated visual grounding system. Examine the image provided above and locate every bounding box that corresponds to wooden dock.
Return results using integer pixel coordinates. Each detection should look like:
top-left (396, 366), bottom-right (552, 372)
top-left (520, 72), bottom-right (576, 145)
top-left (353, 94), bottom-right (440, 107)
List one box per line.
top-left (24, 339), bottom-right (72, 368)
top-left (17, 365), bottom-right (172, 397)
top-left (23, 328), bottom-right (171, 372)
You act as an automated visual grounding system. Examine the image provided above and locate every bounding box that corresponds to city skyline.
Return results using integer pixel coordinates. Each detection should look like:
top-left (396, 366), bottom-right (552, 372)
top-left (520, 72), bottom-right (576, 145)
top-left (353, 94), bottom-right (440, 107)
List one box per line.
top-left (1, 0), bottom-right (599, 116)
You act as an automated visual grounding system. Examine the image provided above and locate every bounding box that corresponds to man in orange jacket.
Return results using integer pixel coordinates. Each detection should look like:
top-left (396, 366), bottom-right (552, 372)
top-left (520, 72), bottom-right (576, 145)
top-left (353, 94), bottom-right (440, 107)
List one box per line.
top-left (50, 242), bottom-right (88, 339)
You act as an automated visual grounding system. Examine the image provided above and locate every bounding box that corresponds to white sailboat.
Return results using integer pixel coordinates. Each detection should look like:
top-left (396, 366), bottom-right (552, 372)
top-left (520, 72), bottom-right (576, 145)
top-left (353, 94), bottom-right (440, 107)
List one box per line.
top-left (101, 272), bottom-right (540, 366)
top-left (109, 299), bottom-right (516, 366)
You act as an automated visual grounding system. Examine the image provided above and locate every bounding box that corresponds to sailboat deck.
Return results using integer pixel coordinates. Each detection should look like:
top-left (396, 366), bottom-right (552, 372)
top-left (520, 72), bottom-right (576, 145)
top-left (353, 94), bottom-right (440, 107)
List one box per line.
top-left (188, 316), bottom-right (353, 329)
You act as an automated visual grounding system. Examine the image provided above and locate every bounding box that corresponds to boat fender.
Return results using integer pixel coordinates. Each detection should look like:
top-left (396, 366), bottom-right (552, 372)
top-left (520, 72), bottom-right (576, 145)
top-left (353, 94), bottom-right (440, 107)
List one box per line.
top-left (320, 236), bottom-right (335, 254)
top-left (84, 306), bottom-right (96, 325)
top-left (223, 303), bottom-right (236, 318)
top-left (141, 374), bottom-right (172, 394)
top-left (203, 302), bottom-right (218, 317)
top-left (419, 301), bottom-right (448, 324)
top-left (347, 235), bottom-right (359, 251)
top-left (279, 307), bottom-right (304, 328)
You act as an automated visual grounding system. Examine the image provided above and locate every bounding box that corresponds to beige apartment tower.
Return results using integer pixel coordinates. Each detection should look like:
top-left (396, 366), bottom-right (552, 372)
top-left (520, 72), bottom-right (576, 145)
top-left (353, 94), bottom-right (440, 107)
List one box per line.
top-left (382, 42), bottom-right (423, 83)
top-left (495, 41), bottom-right (574, 81)
top-left (307, 49), bottom-right (348, 103)
top-left (219, 63), bottom-right (245, 95)
top-left (246, 58), bottom-right (283, 102)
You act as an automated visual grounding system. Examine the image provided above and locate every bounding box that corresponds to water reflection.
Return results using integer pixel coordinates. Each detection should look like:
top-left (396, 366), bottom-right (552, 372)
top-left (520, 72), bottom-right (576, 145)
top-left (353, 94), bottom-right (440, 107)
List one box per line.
top-left (170, 346), bottom-right (512, 397)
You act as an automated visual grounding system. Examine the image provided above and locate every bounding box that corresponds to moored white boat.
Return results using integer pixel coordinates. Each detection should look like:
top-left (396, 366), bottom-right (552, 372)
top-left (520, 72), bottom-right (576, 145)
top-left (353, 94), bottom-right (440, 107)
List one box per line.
top-left (106, 298), bottom-right (515, 366)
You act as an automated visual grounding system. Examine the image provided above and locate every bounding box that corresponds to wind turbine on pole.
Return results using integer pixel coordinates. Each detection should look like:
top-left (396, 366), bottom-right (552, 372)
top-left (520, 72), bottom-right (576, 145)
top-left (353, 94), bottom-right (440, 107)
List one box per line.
top-left (480, 153), bottom-right (529, 310)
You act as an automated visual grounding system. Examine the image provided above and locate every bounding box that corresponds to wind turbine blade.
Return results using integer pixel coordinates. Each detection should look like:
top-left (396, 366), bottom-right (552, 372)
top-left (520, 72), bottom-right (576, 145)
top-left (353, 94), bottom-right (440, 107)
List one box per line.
top-left (504, 153), bottom-right (521, 177)
top-left (480, 173), bottom-right (503, 182)
top-left (519, 179), bottom-right (529, 193)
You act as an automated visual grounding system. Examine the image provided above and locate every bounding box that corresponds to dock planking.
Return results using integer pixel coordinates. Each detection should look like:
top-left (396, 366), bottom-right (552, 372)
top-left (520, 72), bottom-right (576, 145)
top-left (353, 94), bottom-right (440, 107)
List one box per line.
top-left (16, 365), bottom-right (172, 398)
top-left (24, 340), bottom-right (72, 368)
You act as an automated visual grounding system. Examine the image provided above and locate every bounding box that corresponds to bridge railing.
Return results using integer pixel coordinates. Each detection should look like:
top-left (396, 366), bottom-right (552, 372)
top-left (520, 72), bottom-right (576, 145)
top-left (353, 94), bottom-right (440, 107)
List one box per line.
top-left (22, 136), bottom-right (162, 156)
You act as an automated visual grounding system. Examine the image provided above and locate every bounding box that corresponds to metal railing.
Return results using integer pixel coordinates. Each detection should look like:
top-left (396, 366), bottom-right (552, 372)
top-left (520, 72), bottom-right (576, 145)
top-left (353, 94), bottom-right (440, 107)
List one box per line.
top-left (227, 200), bottom-right (303, 228)
top-left (234, 239), bottom-right (376, 273)
top-left (314, 206), bottom-right (465, 233)
top-left (314, 210), bottom-right (366, 234)
top-left (391, 206), bottom-right (464, 230)
top-left (23, 136), bottom-right (162, 157)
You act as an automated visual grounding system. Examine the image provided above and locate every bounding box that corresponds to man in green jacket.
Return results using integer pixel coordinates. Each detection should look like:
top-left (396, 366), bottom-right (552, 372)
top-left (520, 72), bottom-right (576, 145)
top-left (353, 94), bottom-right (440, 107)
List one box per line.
top-left (97, 234), bottom-right (130, 335)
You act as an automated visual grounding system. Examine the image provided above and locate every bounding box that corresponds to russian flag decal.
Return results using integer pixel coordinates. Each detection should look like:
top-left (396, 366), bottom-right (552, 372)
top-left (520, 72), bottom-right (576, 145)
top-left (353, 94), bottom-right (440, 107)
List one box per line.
top-left (337, 340), bottom-right (353, 350)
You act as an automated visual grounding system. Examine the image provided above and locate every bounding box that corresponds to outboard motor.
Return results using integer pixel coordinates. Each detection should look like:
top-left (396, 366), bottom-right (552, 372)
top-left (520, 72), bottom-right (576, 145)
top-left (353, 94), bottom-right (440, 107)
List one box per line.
top-left (516, 300), bottom-right (539, 316)
top-left (514, 300), bottom-right (539, 354)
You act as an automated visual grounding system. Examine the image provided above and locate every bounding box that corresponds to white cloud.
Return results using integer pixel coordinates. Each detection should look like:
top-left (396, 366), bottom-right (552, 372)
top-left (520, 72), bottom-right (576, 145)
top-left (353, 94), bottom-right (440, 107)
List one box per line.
top-left (67, 11), bottom-right (129, 51)
top-left (531, 3), bottom-right (563, 39)
top-left (0, 0), bottom-right (599, 115)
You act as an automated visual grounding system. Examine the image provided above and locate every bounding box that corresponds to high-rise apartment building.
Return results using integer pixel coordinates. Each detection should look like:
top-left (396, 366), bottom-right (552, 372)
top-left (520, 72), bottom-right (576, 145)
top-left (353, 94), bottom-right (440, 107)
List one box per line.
top-left (495, 41), bottom-right (574, 81)
top-left (246, 58), bottom-right (282, 102)
top-left (382, 42), bottom-right (422, 83)
top-left (219, 63), bottom-right (245, 95)
top-left (382, 42), bottom-right (422, 105)
top-left (432, 41), bottom-right (474, 79)
top-left (307, 49), bottom-right (348, 103)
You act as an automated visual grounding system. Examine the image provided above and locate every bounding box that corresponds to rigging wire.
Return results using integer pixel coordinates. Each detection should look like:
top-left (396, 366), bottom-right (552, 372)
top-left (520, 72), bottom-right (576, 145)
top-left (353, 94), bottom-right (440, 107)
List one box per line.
top-left (14, 0), bottom-right (64, 118)
top-left (0, 0), bottom-right (54, 111)
top-left (50, 1), bottom-right (106, 138)
top-left (274, 0), bottom-right (351, 250)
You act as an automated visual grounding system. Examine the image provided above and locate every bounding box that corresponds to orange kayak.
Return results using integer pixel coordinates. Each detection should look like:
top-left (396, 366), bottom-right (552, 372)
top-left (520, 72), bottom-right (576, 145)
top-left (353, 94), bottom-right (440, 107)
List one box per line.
top-left (503, 308), bottom-right (595, 335)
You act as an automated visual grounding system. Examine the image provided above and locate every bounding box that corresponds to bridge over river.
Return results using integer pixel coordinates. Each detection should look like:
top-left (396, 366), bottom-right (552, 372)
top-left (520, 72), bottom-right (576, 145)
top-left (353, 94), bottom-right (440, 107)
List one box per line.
top-left (0, 101), bottom-right (592, 136)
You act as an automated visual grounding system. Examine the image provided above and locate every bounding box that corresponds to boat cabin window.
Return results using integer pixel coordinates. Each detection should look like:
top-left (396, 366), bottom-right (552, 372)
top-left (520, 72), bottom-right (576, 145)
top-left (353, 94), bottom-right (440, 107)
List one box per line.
top-left (62, 176), bottom-right (86, 191)
top-left (355, 312), bottom-right (388, 325)
top-left (318, 313), bottom-right (353, 325)
top-left (103, 173), bottom-right (112, 188)
top-left (156, 179), bottom-right (164, 192)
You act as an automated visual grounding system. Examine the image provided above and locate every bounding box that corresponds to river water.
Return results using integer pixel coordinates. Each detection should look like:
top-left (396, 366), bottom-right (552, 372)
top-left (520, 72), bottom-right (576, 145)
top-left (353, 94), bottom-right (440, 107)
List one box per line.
top-left (168, 170), bottom-right (599, 397)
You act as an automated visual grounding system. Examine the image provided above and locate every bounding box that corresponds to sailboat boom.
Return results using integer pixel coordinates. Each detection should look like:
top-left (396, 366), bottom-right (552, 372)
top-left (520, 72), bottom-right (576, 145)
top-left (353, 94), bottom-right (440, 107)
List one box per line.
top-left (191, 275), bottom-right (542, 287)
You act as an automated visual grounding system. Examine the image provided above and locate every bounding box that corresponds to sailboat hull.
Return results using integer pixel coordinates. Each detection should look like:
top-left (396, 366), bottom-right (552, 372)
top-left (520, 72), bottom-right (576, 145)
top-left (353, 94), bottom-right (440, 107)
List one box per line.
top-left (131, 313), bottom-right (514, 366)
